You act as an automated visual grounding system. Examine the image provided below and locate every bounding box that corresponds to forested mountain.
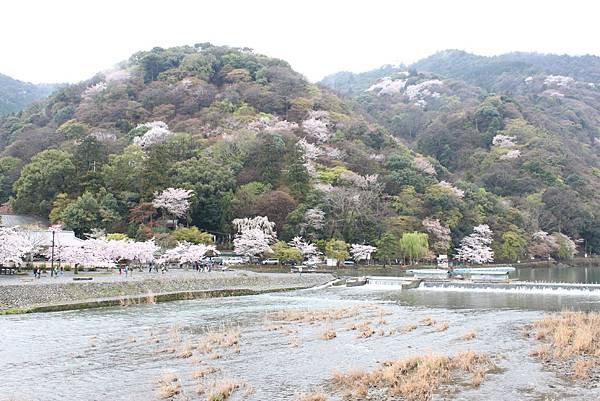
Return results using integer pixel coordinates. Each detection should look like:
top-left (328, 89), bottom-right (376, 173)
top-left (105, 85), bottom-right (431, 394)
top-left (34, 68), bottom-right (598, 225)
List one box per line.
top-left (0, 73), bottom-right (57, 116)
top-left (0, 44), bottom-right (598, 261)
top-left (321, 51), bottom-right (600, 254)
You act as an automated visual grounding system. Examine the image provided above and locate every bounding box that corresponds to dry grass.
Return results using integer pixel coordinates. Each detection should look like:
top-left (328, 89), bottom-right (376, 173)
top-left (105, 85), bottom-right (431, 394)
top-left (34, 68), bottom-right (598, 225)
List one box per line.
top-left (460, 330), bottom-right (477, 340)
top-left (268, 307), bottom-right (361, 324)
top-left (435, 322), bottom-right (449, 332)
top-left (205, 327), bottom-right (240, 348)
top-left (191, 366), bottom-right (220, 379)
top-left (331, 351), bottom-right (494, 401)
top-left (402, 324), bottom-right (417, 333)
top-left (321, 328), bottom-right (337, 340)
top-left (195, 326), bottom-right (241, 357)
top-left (299, 392), bottom-right (328, 401)
top-left (529, 344), bottom-right (551, 360)
top-left (357, 324), bottom-right (375, 339)
top-left (203, 378), bottom-right (244, 401)
top-left (420, 317), bottom-right (436, 326)
top-left (572, 359), bottom-right (594, 380)
top-left (531, 311), bottom-right (600, 380)
top-left (178, 341), bottom-right (193, 359)
top-left (156, 372), bottom-right (181, 399)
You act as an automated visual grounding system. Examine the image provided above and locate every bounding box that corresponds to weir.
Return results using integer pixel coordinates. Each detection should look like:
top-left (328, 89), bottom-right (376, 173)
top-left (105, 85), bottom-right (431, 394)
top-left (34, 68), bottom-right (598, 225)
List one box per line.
top-left (364, 276), bottom-right (422, 289)
top-left (356, 275), bottom-right (600, 295)
top-left (419, 281), bottom-right (600, 295)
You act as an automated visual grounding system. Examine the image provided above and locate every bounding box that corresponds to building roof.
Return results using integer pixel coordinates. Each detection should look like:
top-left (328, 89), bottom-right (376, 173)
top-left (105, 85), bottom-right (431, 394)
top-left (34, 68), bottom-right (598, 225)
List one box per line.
top-left (18, 229), bottom-right (83, 247)
top-left (1, 214), bottom-right (49, 228)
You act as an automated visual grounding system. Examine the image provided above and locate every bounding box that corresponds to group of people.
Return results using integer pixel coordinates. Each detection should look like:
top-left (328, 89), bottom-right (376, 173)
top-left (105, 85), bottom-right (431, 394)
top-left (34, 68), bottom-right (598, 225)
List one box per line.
top-left (191, 260), bottom-right (213, 272)
top-left (32, 265), bottom-right (64, 278)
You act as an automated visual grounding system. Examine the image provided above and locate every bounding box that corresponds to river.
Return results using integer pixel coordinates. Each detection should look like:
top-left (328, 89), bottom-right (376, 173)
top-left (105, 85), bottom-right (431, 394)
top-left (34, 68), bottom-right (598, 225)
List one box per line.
top-left (1, 266), bottom-right (600, 400)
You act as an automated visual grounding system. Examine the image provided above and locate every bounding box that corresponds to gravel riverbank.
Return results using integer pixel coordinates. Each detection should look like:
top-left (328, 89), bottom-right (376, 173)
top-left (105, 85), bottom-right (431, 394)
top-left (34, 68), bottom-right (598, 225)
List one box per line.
top-left (0, 270), bottom-right (334, 313)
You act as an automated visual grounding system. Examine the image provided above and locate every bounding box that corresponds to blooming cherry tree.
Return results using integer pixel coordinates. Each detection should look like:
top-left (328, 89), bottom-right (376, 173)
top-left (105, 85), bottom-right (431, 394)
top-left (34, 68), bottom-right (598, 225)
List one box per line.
top-left (422, 218), bottom-right (451, 253)
top-left (82, 82), bottom-right (107, 100)
top-left (153, 188), bottom-right (194, 225)
top-left (288, 236), bottom-right (318, 258)
top-left (233, 229), bottom-right (272, 258)
top-left (158, 241), bottom-right (219, 265)
top-left (492, 135), bottom-right (517, 148)
top-left (544, 75), bottom-right (574, 87)
top-left (413, 156), bottom-right (436, 175)
top-left (500, 149), bottom-right (521, 160)
top-left (455, 224), bottom-right (494, 264)
top-left (297, 138), bottom-right (322, 161)
top-left (133, 121), bottom-right (173, 149)
top-left (438, 181), bottom-right (465, 199)
top-left (232, 216), bottom-right (277, 258)
top-left (0, 227), bottom-right (34, 265)
top-left (302, 110), bottom-right (330, 142)
top-left (350, 244), bottom-right (377, 261)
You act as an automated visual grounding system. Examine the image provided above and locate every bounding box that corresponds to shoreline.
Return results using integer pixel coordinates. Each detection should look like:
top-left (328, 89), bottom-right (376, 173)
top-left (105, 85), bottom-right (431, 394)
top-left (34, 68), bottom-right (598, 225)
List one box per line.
top-left (0, 271), bottom-right (335, 315)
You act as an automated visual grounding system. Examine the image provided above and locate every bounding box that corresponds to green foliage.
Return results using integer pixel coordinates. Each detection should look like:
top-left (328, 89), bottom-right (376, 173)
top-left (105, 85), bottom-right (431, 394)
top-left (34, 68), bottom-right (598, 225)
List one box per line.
top-left (375, 233), bottom-right (399, 266)
top-left (106, 233), bottom-right (129, 241)
top-left (49, 193), bottom-right (71, 223)
top-left (12, 150), bottom-right (76, 215)
top-left (0, 156), bottom-right (21, 203)
top-left (171, 226), bottom-right (214, 244)
top-left (325, 239), bottom-right (349, 265)
top-left (170, 156), bottom-right (236, 230)
top-left (57, 119), bottom-right (89, 140)
top-left (316, 166), bottom-right (348, 184)
top-left (398, 232), bottom-right (429, 264)
top-left (271, 241), bottom-right (301, 262)
top-left (497, 231), bottom-right (527, 262)
top-left (60, 190), bottom-right (121, 236)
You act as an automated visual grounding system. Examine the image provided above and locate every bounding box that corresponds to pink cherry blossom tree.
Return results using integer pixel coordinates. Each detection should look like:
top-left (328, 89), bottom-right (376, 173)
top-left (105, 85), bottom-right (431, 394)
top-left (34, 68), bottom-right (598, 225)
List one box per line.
top-left (302, 110), bottom-right (330, 142)
top-left (0, 227), bottom-right (33, 265)
top-left (455, 224), bottom-right (494, 264)
top-left (153, 187), bottom-right (194, 227)
top-left (288, 236), bottom-right (318, 259)
top-left (232, 216), bottom-right (277, 258)
top-left (133, 121), bottom-right (173, 149)
top-left (422, 218), bottom-right (452, 254)
top-left (350, 244), bottom-right (377, 263)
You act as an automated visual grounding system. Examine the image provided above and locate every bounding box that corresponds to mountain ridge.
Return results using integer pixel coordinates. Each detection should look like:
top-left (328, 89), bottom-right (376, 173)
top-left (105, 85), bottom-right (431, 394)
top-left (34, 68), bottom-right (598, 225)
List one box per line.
top-left (0, 73), bottom-right (58, 116)
top-left (0, 44), bottom-right (598, 259)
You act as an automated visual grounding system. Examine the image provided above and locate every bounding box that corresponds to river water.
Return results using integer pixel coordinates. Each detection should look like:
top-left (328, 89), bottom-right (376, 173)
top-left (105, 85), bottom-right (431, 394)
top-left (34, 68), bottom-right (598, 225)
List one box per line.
top-left (1, 267), bottom-right (600, 401)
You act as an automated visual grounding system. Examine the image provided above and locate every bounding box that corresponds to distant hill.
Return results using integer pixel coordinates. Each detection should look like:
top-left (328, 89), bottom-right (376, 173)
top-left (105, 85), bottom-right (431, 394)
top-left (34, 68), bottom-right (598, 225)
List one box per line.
top-left (320, 50), bottom-right (600, 252)
top-left (0, 73), bottom-right (57, 116)
top-left (411, 50), bottom-right (600, 92)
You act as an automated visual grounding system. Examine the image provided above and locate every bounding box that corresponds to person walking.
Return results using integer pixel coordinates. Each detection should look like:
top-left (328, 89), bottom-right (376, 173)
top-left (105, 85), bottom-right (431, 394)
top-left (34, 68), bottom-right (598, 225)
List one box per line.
top-left (124, 264), bottom-right (129, 277)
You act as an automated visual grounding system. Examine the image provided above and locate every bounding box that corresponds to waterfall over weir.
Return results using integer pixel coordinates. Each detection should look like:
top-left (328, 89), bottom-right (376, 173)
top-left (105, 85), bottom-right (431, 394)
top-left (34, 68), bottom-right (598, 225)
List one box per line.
top-left (418, 281), bottom-right (600, 296)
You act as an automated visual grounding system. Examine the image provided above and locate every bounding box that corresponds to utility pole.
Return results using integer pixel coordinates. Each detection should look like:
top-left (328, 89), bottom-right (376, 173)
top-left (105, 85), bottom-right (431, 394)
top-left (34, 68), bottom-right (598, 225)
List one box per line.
top-left (51, 229), bottom-right (56, 274)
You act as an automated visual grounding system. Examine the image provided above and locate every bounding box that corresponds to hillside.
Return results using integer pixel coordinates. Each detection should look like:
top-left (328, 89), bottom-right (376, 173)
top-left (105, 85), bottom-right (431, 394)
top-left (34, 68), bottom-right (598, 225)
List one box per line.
top-left (0, 73), bottom-right (57, 116)
top-left (0, 44), bottom-right (597, 261)
top-left (321, 51), bottom-right (600, 253)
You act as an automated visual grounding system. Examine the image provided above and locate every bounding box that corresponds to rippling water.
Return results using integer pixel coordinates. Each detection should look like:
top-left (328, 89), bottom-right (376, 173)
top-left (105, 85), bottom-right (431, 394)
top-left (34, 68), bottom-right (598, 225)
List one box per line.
top-left (2, 278), bottom-right (600, 400)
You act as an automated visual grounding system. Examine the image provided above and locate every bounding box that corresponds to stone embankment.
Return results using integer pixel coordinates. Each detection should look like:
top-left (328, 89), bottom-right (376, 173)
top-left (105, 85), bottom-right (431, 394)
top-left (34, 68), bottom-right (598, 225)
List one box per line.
top-left (0, 270), bottom-right (334, 314)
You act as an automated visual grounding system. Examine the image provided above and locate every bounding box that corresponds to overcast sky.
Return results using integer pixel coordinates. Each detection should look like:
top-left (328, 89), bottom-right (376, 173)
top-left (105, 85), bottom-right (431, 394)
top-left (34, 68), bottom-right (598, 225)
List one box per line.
top-left (2, 0), bottom-right (600, 84)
